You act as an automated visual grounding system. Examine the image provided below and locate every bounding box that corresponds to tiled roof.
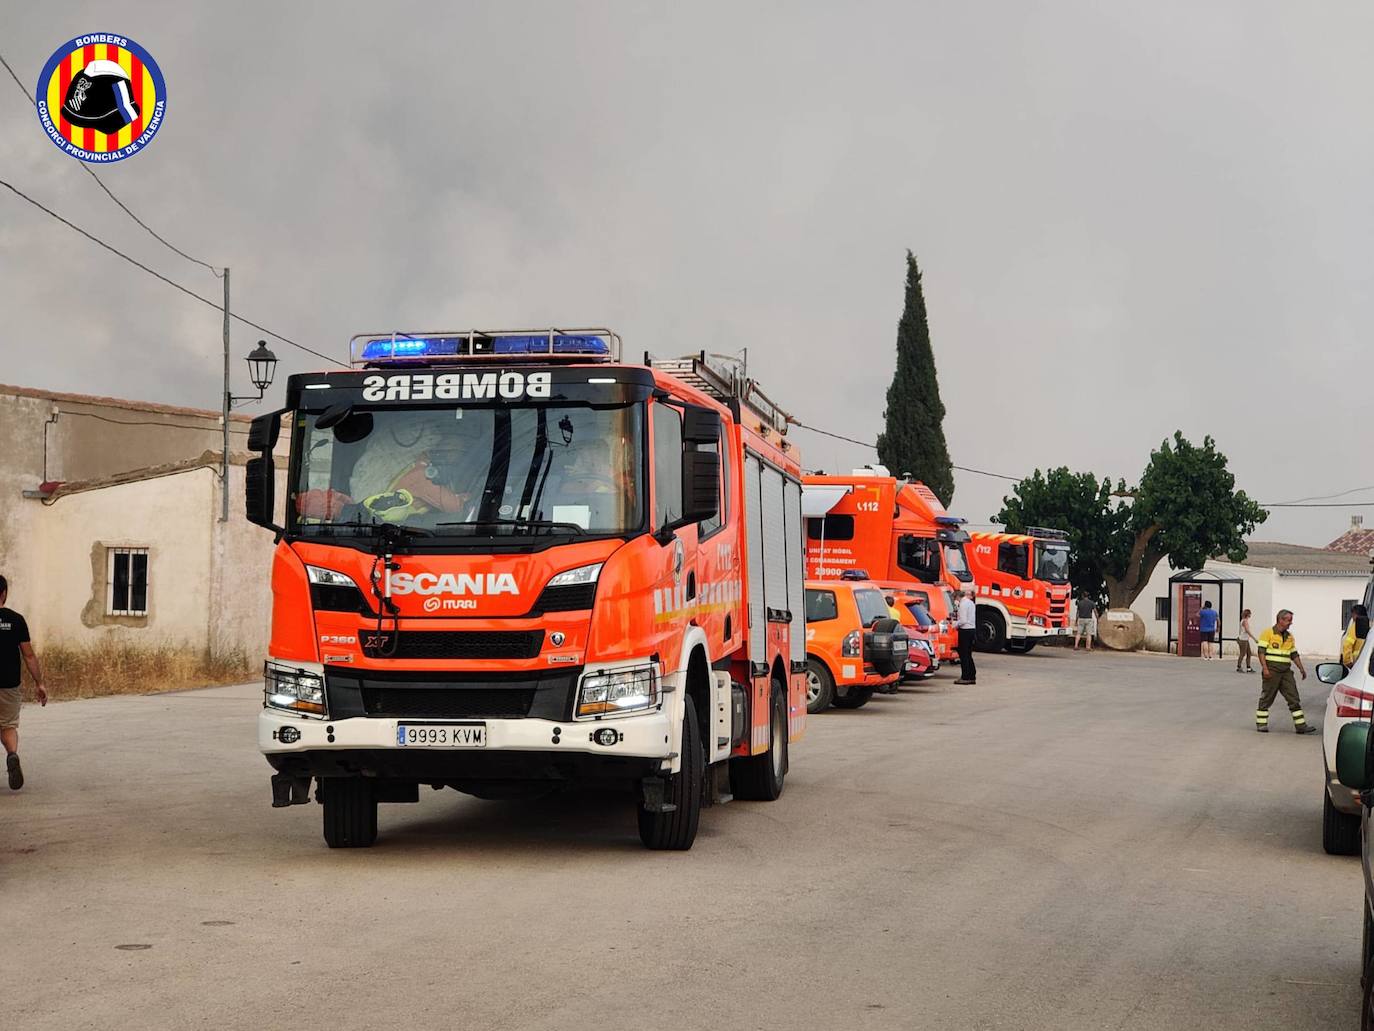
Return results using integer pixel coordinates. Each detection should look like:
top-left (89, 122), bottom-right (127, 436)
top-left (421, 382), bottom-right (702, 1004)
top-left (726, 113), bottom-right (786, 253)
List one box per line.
top-left (0, 382), bottom-right (252, 422)
top-left (1326, 528), bottom-right (1374, 556)
top-left (1238, 541), bottom-right (1371, 575)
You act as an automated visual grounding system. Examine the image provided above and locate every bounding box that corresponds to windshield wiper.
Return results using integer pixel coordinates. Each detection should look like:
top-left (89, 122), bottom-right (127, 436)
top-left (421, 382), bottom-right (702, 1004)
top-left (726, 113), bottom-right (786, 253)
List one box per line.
top-left (433, 517), bottom-right (584, 536)
top-left (296, 519), bottom-right (433, 538)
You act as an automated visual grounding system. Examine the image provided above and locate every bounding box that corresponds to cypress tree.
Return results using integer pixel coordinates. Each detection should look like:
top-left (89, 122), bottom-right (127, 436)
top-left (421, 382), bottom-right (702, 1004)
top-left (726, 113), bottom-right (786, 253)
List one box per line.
top-left (875, 251), bottom-right (955, 504)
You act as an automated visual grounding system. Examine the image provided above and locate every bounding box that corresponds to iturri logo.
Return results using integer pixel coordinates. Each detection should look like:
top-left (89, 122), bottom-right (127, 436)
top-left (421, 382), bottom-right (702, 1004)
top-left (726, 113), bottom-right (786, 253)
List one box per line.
top-left (35, 34), bottom-right (166, 163)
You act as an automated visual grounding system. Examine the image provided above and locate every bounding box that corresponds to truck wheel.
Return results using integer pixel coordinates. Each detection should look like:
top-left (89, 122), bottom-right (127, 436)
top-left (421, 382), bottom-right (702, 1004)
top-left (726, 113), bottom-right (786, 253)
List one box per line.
top-left (975, 610), bottom-right (1006, 652)
top-left (731, 680), bottom-right (787, 801)
top-left (638, 696), bottom-right (703, 850)
top-left (832, 685), bottom-right (875, 710)
top-left (1006, 639), bottom-right (1036, 654)
top-left (1322, 788), bottom-right (1361, 856)
top-left (805, 659), bottom-right (835, 714)
top-left (321, 778), bottom-right (378, 849)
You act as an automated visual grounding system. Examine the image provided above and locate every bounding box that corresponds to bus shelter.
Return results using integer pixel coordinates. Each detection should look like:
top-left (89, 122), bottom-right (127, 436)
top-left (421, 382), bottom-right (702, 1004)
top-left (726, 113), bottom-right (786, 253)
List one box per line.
top-left (1167, 568), bottom-right (1245, 657)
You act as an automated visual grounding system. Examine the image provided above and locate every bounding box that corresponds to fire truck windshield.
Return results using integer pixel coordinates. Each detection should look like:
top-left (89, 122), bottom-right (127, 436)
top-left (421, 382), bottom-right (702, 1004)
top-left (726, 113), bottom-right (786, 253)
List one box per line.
top-left (941, 542), bottom-right (972, 582)
top-left (290, 402), bottom-right (644, 538)
top-left (1034, 542), bottom-right (1071, 583)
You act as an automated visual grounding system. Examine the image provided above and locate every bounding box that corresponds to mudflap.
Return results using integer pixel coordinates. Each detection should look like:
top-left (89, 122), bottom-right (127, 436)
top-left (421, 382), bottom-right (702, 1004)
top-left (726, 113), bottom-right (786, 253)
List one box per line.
top-left (271, 773), bottom-right (312, 808)
top-left (706, 762), bottom-right (733, 806)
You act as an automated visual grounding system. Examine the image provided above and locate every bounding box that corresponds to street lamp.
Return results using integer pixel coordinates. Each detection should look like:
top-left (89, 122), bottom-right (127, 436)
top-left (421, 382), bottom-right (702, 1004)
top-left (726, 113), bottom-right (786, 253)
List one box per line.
top-left (235, 340), bottom-right (279, 406)
top-left (220, 330), bottom-right (278, 522)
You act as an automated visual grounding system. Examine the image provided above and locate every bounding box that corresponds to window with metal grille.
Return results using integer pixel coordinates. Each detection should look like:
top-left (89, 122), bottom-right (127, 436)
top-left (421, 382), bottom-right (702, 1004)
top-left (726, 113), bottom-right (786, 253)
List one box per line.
top-left (1155, 597), bottom-right (1169, 622)
top-left (107, 547), bottom-right (149, 616)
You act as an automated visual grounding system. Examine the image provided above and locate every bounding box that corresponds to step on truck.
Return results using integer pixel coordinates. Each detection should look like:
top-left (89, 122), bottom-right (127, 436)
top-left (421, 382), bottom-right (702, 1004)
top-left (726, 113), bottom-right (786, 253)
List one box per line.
top-left (964, 529), bottom-right (1073, 651)
top-left (244, 332), bottom-right (808, 849)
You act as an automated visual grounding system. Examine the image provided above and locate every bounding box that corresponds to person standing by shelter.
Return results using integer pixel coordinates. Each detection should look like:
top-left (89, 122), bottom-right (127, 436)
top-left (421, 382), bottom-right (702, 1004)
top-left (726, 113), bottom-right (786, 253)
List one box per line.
top-left (1235, 608), bottom-right (1257, 674)
top-left (0, 575), bottom-right (48, 789)
top-left (1198, 600), bottom-right (1219, 660)
top-left (1255, 608), bottom-right (1314, 734)
top-left (954, 588), bottom-right (977, 685)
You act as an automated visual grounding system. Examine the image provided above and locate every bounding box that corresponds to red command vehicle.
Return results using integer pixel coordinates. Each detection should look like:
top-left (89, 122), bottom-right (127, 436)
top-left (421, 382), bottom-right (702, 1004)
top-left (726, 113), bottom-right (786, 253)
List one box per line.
top-left (802, 467), bottom-right (973, 595)
top-left (244, 334), bottom-right (808, 850)
top-left (964, 529), bottom-right (1073, 652)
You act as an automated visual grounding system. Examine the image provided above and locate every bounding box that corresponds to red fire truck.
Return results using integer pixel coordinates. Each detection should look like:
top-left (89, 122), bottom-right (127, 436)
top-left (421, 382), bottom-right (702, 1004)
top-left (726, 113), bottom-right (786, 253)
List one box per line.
top-left (964, 529), bottom-right (1073, 651)
top-left (244, 333), bottom-right (807, 850)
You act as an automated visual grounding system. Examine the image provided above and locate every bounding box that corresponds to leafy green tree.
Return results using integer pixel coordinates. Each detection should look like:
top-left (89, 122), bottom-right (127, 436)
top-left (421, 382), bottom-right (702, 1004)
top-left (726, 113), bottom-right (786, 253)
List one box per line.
top-left (993, 433), bottom-right (1266, 608)
top-left (994, 467), bottom-right (1128, 604)
top-left (876, 251), bottom-right (954, 505)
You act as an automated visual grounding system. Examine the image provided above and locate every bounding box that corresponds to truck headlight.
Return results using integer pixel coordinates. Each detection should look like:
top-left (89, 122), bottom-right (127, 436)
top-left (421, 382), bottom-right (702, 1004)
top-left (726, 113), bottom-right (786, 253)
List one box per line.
top-left (264, 663), bottom-right (327, 717)
top-left (577, 664), bottom-right (658, 718)
top-left (1029, 614), bottom-right (1046, 627)
top-left (306, 565), bottom-right (359, 588)
top-left (548, 562), bottom-right (603, 588)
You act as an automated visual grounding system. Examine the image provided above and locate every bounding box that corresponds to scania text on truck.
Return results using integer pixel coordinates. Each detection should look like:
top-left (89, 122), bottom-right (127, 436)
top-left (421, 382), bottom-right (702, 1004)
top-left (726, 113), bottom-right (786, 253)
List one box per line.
top-left (802, 466), bottom-right (973, 596)
top-left (244, 332), bottom-right (808, 850)
top-left (963, 529), bottom-right (1073, 652)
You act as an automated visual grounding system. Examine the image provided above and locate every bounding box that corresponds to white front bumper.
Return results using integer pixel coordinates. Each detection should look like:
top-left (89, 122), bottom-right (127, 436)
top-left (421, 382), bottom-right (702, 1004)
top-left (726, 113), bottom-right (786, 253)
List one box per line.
top-left (259, 706), bottom-right (674, 761)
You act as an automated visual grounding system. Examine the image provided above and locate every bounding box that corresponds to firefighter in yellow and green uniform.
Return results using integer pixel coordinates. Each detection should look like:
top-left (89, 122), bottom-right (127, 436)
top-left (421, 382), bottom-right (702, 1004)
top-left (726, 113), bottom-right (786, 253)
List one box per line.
top-left (1255, 609), bottom-right (1315, 734)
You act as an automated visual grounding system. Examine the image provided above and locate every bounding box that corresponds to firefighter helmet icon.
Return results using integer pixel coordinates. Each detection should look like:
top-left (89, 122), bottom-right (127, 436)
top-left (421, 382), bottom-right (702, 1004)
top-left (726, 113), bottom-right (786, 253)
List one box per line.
top-left (62, 60), bottom-right (139, 134)
top-left (35, 34), bottom-right (166, 163)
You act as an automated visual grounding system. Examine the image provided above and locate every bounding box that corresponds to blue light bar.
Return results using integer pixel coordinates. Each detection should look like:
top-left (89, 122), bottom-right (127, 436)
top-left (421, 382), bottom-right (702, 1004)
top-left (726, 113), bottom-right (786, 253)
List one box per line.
top-left (360, 337), bottom-right (462, 360)
top-left (358, 334), bottom-right (610, 362)
top-left (493, 335), bottom-right (609, 354)
top-left (935, 516), bottom-right (966, 526)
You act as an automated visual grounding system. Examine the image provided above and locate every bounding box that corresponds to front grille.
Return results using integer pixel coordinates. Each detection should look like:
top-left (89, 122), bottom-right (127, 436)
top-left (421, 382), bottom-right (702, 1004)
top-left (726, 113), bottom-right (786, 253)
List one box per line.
top-left (325, 667), bottom-right (582, 721)
top-left (361, 630), bottom-right (544, 660)
top-left (362, 686), bottom-right (535, 719)
top-left (529, 582), bottom-right (597, 614)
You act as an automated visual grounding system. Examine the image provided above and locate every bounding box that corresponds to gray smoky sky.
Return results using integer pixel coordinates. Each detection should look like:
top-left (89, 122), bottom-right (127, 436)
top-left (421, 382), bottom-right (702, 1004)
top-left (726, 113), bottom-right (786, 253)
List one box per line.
top-left (2, 2), bottom-right (1369, 546)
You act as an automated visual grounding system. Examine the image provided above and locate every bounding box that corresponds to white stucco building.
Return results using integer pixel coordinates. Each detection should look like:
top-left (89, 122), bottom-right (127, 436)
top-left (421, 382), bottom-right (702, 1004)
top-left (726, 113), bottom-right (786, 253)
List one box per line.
top-left (1128, 542), bottom-right (1371, 659)
top-left (1, 383), bottom-right (284, 662)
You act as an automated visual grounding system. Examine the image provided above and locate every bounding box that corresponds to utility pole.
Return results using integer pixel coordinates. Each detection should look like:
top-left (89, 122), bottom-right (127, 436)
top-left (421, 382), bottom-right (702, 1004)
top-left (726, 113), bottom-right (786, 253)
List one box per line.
top-left (220, 267), bottom-right (230, 522)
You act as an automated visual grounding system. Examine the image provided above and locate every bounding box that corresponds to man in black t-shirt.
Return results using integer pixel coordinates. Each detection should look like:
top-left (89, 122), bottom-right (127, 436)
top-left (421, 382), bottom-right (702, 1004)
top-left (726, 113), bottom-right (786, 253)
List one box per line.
top-left (0, 575), bottom-right (47, 790)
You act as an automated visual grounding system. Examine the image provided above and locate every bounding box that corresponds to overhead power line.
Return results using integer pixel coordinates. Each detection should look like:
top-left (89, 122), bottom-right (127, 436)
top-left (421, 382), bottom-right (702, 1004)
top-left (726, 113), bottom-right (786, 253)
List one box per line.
top-left (0, 49), bottom-right (222, 277)
top-left (787, 418), bottom-right (1022, 481)
top-left (0, 177), bottom-right (346, 368)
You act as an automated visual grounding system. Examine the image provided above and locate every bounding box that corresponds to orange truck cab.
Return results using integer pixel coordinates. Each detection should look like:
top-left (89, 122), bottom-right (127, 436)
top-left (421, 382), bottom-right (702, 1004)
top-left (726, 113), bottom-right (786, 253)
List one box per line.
top-left (244, 335), bottom-right (807, 851)
top-left (802, 576), bottom-right (907, 713)
top-left (802, 466), bottom-right (972, 595)
top-left (964, 529), bottom-right (1073, 652)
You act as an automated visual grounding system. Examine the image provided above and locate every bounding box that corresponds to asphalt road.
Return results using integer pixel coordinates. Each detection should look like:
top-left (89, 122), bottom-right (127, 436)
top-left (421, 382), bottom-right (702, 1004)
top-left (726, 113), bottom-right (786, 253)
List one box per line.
top-left (3, 648), bottom-right (1362, 1030)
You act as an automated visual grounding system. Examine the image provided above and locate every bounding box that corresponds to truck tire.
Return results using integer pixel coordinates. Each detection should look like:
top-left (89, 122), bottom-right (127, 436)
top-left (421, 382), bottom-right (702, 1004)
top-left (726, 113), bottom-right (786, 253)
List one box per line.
top-left (638, 696), bottom-right (703, 850)
top-left (832, 685), bottom-right (875, 710)
top-left (975, 609), bottom-right (1006, 652)
top-left (321, 778), bottom-right (378, 849)
top-left (1323, 787), bottom-right (1361, 856)
top-left (731, 680), bottom-right (787, 801)
top-left (1006, 639), bottom-right (1036, 654)
top-left (805, 659), bottom-right (835, 714)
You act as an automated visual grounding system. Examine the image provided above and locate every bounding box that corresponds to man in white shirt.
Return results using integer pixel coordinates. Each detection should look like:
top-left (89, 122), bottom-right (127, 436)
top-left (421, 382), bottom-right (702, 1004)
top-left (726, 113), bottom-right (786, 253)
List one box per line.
top-left (955, 588), bottom-right (977, 685)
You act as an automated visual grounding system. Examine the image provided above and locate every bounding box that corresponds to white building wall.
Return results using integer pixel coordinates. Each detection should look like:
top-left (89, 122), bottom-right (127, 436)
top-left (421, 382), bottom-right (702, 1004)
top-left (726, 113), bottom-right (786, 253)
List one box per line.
top-left (1129, 560), bottom-right (1274, 653)
top-left (1272, 574), bottom-right (1367, 658)
top-left (9, 462), bottom-right (280, 662)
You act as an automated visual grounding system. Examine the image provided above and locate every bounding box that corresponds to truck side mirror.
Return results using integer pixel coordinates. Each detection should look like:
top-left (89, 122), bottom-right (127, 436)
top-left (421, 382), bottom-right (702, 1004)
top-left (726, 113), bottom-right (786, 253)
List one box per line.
top-left (244, 411), bottom-right (284, 533)
top-left (679, 448), bottom-right (720, 525)
top-left (247, 410), bottom-right (282, 451)
top-left (681, 405), bottom-right (721, 445)
top-left (1336, 721), bottom-right (1372, 790)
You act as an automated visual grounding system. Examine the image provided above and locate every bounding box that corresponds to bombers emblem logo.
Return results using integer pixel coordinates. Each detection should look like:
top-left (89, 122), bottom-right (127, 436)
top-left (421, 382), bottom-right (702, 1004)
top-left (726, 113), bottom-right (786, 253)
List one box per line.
top-left (35, 34), bottom-right (166, 163)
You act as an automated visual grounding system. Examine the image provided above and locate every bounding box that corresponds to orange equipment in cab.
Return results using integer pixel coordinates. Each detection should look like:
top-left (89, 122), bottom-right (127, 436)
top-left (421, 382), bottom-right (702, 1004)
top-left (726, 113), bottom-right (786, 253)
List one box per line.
top-left (964, 529), bottom-right (1073, 652)
top-left (244, 334), bottom-right (807, 851)
top-left (803, 578), bottom-right (907, 713)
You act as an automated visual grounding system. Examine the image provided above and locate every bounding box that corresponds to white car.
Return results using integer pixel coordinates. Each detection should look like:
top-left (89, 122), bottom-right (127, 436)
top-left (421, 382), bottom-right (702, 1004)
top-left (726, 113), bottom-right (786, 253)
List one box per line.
top-left (1319, 639), bottom-right (1374, 855)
